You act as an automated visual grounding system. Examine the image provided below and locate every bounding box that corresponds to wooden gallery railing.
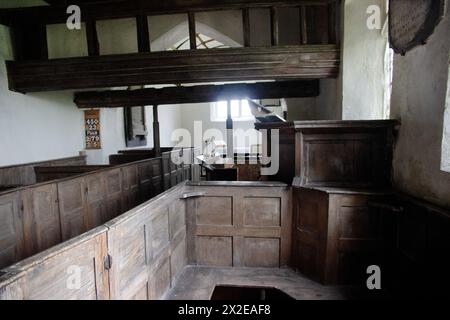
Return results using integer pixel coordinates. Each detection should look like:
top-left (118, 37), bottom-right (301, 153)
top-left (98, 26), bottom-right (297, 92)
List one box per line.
top-left (0, 148), bottom-right (200, 270)
top-left (2, 0), bottom-right (341, 92)
top-left (0, 181), bottom-right (291, 300)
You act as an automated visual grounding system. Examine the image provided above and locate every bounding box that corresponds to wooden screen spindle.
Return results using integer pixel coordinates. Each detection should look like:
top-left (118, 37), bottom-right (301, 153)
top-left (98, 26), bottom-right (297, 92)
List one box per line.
top-left (299, 6), bottom-right (308, 45)
top-left (136, 14), bottom-right (150, 52)
top-left (270, 7), bottom-right (279, 46)
top-left (242, 8), bottom-right (251, 47)
top-left (188, 12), bottom-right (197, 50)
top-left (153, 105), bottom-right (161, 156)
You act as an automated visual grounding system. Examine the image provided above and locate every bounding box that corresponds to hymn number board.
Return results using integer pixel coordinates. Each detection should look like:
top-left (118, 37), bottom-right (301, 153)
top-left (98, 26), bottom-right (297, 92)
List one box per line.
top-left (84, 110), bottom-right (101, 149)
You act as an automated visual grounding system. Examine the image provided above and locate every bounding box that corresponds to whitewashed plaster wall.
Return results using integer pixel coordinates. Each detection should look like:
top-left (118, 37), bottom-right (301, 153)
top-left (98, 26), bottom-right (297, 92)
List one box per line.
top-left (0, 25), bottom-right (85, 167)
top-left (340, 0), bottom-right (389, 120)
top-left (390, 4), bottom-right (450, 209)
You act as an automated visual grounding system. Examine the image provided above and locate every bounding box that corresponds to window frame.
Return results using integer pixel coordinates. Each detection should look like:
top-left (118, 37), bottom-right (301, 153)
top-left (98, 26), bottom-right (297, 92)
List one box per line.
top-left (124, 106), bottom-right (148, 148)
top-left (210, 99), bottom-right (255, 122)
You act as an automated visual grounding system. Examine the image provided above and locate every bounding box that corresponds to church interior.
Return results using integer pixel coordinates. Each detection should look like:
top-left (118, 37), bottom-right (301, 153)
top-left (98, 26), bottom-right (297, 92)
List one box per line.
top-left (0, 0), bottom-right (449, 301)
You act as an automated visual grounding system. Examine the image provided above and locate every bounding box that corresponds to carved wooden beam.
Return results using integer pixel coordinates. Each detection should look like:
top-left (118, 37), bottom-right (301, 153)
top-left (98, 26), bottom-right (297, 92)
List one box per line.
top-left (74, 80), bottom-right (320, 108)
top-left (7, 45), bottom-right (339, 92)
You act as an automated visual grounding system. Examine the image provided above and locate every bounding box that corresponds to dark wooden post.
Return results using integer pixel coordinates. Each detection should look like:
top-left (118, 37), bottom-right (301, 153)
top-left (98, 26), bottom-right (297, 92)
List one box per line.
top-left (136, 14), bottom-right (150, 52)
top-left (270, 7), bottom-right (279, 46)
top-left (188, 12), bottom-right (197, 50)
top-left (242, 8), bottom-right (251, 47)
top-left (11, 22), bottom-right (48, 61)
top-left (328, 1), bottom-right (340, 45)
top-left (299, 6), bottom-right (308, 44)
top-left (86, 20), bottom-right (99, 56)
top-left (226, 100), bottom-right (234, 158)
top-left (153, 105), bottom-right (161, 156)
top-left (39, 24), bottom-right (48, 60)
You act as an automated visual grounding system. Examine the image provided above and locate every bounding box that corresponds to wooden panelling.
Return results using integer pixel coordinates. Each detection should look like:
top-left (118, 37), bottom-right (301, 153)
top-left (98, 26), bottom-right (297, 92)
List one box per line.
top-left (106, 185), bottom-right (187, 300)
top-left (137, 160), bottom-right (153, 200)
top-left (243, 197), bottom-right (280, 227)
top-left (329, 194), bottom-right (384, 285)
top-left (301, 134), bottom-right (386, 187)
top-left (20, 184), bottom-right (61, 257)
top-left (292, 187), bottom-right (328, 280)
top-left (0, 149), bottom-right (199, 270)
top-left (297, 125), bottom-right (396, 188)
top-left (107, 211), bottom-right (148, 300)
top-left (0, 227), bottom-right (109, 300)
top-left (197, 196), bottom-right (233, 226)
top-left (35, 165), bottom-right (109, 183)
top-left (169, 200), bottom-right (186, 239)
top-left (57, 177), bottom-right (88, 241)
top-left (293, 187), bottom-right (387, 285)
top-left (121, 164), bottom-right (140, 210)
top-left (85, 173), bottom-right (108, 229)
top-left (0, 155), bottom-right (86, 187)
top-left (376, 195), bottom-right (450, 298)
top-left (186, 182), bottom-right (291, 268)
top-left (148, 255), bottom-right (171, 300)
top-left (255, 120), bottom-right (397, 187)
top-left (0, 192), bottom-right (24, 269)
top-left (7, 45), bottom-right (340, 92)
top-left (170, 233), bottom-right (187, 285)
top-left (196, 236), bottom-right (233, 267)
top-left (0, 271), bottom-right (24, 300)
top-left (148, 208), bottom-right (170, 261)
top-left (104, 168), bottom-right (123, 221)
top-left (243, 237), bottom-right (280, 267)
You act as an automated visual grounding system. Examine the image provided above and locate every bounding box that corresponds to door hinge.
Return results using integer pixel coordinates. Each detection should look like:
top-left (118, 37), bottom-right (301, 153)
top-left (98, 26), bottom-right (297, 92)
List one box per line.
top-left (104, 255), bottom-right (113, 270)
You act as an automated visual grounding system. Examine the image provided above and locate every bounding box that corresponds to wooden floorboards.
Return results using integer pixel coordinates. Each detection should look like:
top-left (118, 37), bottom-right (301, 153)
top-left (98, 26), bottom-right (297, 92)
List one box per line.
top-left (166, 266), bottom-right (373, 300)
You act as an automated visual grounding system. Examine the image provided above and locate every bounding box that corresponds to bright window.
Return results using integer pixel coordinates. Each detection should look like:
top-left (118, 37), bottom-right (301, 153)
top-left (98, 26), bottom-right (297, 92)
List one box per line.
top-left (211, 99), bottom-right (255, 122)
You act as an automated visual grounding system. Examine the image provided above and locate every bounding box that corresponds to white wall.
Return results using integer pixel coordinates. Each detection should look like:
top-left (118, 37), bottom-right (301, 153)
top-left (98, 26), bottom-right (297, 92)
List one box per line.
top-left (341, 0), bottom-right (388, 120)
top-left (0, 25), bottom-right (85, 167)
top-left (390, 4), bottom-right (450, 209)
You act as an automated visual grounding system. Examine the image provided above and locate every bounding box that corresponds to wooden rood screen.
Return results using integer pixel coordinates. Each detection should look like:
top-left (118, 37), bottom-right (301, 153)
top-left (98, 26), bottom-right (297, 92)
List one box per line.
top-left (0, 148), bottom-right (199, 270)
top-left (0, 182), bottom-right (291, 300)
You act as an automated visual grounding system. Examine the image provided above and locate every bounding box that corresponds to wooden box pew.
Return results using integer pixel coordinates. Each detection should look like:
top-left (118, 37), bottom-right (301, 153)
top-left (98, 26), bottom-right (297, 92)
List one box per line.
top-left (183, 181), bottom-right (292, 268)
top-left (105, 183), bottom-right (188, 300)
top-left (0, 226), bottom-right (109, 300)
top-left (1, 181), bottom-right (292, 300)
top-left (109, 153), bottom-right (153, 166)
top-left (370, 194), bottom-right (450, 299)
top-left (34, 165), bottom-right (110, 183)
top-left (117, 147), bottom-right (174, 156)
top-left (291, 186), bottom-right (393, 285)
top-left (0, 155), bottom-right (87, 188)
top-left (255, 120), bottom-right (399, 186)
top-left (110, 148), bottom-right (199, 190)
top-left (201, 154), bottom-right (264, 182)
top-left (110, 147), bottom-right (176, 165)
top-left (0, 154), bottom-right (199, 271)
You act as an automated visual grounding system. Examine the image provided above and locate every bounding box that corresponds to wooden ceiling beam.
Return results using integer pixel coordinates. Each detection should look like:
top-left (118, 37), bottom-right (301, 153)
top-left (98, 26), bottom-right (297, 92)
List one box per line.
top-left (74, 80), bottom-right (320, 108)
top-left (0, 0), bottom-right (332, 26)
